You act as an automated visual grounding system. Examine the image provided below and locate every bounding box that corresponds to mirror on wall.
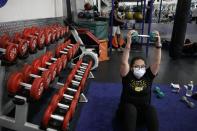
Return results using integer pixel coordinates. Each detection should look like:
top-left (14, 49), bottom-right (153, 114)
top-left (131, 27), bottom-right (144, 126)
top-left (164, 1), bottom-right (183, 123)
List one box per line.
top-left (117, 0), bottom-right (197, 24)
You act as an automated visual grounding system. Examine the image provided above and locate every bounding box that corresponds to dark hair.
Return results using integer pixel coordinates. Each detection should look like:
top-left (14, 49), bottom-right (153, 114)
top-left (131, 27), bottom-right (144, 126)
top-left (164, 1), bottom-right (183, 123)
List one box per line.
top-left (130, 56), bottom-right (146, 67)
top-left (114, 1), bottom-right (119, 8)
top-left (185, 39), bottom-right (191, 44)
top-left (114, 1), bottom-right (118, 5)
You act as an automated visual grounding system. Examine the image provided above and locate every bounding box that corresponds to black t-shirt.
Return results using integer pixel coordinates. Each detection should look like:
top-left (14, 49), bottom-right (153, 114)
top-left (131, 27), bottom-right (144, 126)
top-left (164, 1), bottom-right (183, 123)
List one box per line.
top-left (120, 67), bottom-right (156, 106)
top-left (109, 10), bottom-right (124, 26)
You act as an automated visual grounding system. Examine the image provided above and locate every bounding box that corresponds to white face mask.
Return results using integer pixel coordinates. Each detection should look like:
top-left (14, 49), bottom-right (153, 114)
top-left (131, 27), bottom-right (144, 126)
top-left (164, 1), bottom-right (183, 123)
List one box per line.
top-left (133, 67), bottom-right (146, 79)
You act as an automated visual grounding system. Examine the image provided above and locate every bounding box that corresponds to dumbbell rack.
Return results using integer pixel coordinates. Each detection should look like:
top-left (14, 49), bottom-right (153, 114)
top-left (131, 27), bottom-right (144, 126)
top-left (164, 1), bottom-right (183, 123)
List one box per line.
top-left (0, 18), bottom-right (94, 131)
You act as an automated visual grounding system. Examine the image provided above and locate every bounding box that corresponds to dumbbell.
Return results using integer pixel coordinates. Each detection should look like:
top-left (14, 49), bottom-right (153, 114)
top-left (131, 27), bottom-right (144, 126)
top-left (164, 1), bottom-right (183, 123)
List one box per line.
top-left (7, 72), bottom-right (44, 100)
top-left (153, 86), bottom-right (165, 98)
top-left (58, 86), bottom-right (81, 114)
top-left (48, 26), bottom-right (57, 42)
top-left (1, 33), bottom-right (29, 58)
top-left (21, 64), bottom-right (52, 90)
top-left (55, 44), bottom-right (73, 60)
top-left (23, 27), bottom-right (44, 50)
top-left (54, 27), bottom-right (61, 40)
top-left (40, 53), bottom-right (65, 75)
top-left (181, 96), bottom-right (195, 108)
top-left (61, 109), bottom-right (71, 131)
top-left (14, 32), bottom-right (37, 54)
top-left (57, 82), bottom-right (78, 94)
top-left (58, 87), bottom-right (75, 101)
top-left (51, 26), bottom-right (60, 40)
top-left (22, 29), bottom-right (38, 53)
top-left (0, 35), bottom-right (18, 62)
top-left (80, 61), bottom-right (93, 88)
top-left (42, 93), bottom-right (73, 130)
top-left (57, 87), bottom-right (81, 117)
top-left (45, 51), bottom-right (67, 70)
top-left (30, 26), bottom-right (45, 49)
top-left (50, 94), bottom-right (70, 114)
top-left (12, 33), bottom-right (29, 57)
top-left (43, 27), bottom-right (52, 46)
top-left (42, 104), bottom-right (71, 130)
top-left (131, 31), bottom-right (158, 43)
top-left (31, 58), bottom-right (57, 81)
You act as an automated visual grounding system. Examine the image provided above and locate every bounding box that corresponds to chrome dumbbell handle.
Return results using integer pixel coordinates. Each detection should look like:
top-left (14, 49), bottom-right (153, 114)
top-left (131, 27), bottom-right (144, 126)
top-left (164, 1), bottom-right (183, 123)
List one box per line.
top-left (51, 114), bottom-right (64, 121)
top-left (29, 73), bottom-right (41, 78)
top-left (82, 62), bottom-right (88, 66)
top-left (57, 103), bottom-right (69, 109)
top-left (0, 48), bottom-right (6, 54)
top-left (60, 50), bottom-right (68, 54)
top-left (67, 87), bottom-right (77, 92)
top-left (20, 82), bottom-right (32, 90)
top-left (63, 94), bottom-right (74, 99)
top-left (38, 67), bottom-right (48, 71)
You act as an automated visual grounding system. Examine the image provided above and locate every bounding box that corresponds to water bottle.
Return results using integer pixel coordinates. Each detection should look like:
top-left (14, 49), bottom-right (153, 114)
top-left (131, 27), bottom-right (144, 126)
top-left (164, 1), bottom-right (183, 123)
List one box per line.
top-left (186, 81), bottom-right (194, 97)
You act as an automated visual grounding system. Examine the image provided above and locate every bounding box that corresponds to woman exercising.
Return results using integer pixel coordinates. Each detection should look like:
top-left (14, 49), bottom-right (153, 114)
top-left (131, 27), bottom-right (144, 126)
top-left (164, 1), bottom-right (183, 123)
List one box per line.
top-left (117, 30), bottom-right (161, 131)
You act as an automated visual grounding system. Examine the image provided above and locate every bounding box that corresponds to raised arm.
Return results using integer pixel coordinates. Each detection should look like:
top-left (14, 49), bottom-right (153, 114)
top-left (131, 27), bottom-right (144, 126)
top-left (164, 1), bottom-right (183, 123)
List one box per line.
top-left (120, 31), bottom-right (133, 77)
top-left (150, 31), bottom-right (162, 75)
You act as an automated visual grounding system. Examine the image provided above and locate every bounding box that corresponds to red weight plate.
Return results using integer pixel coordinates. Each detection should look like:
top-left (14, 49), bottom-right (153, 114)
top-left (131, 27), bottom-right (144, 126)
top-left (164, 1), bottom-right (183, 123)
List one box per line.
top-left (55, 45), bottom-right (62, 57)
top-left (56, 29), bottom-right (60, 39)
top-left (76, 59), bottom-right (83, 67)
top-left (66, 39), bottom-right (71, 45)
top-left (80, 78), bottom-right (86, 90)
top-left (50, 94), bottom-right (61, 111)
top-left (66, 73), bottom-right (74, 84)
top-left (7, 72), bottom-right (23, 94)
top-left (49, 63), bottom-right (57, 81)
top-left (17, 40), bottom-right (28, 56)
top-left (64, 43), bottom-right (69, 49)
top-left (56, 58), bottom-right (63, 75)
top-left (31, 26), bottom-right (39, 33)
top-left (31, 59), bottom-right (42, 75)
top-left (40, 55), bottom-right (50, 68)
top-left (62, 110), bottom-right (71, 131)
top-left (21, 64), bottom-right (33, 82)
top-left (42, 105), bottom-right (53, 128)
top-left (13, 32), bottom-right (22, 43)
top-left (52, 31), bottom-right (56, 41)
top-left (61, 55), bottom-right (67, 69)
top-left (58, 87), bottom-right (66, 98)
top-left (5, 44), bottom-right (18, 62)
top-left (28, 37), bottom-right (37, 53)
top-left (67, 49), bottom-right (72, 60)
top-left (23, 28), bottom-right (31, 37)
top-left (41, 70), bottom-right (52, 90)
top-left (74, 89), bottom-right (81, 100)
top-left (30, 77), bottom-right (44, 100)
top-left (60, 29), bottom-right (64, 37)
top-left (36, 31), bottom-right (45, 49)
top-left (0, 34), bottom-right (10, 48)
top-left (46, 51), bottom-right (53, 59)
top-left (43, 28), bottom-right (51, 45)
top-left (70, 100), bottom-right (77, 118)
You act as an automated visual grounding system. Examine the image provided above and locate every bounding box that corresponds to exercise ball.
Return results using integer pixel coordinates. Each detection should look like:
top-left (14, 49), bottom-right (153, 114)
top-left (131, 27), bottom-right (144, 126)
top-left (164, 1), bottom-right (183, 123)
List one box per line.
top-left (133, 12), bottom-right (143, 21)
top-left (125, 11), bottom-right (133, 20)
top-left (84, 3), bottom-right (92, 10)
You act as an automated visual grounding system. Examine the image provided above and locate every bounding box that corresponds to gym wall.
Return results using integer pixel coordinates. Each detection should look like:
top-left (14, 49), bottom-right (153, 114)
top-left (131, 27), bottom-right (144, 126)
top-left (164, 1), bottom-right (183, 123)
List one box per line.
top-left (0, 0), bottom-right (65, 22)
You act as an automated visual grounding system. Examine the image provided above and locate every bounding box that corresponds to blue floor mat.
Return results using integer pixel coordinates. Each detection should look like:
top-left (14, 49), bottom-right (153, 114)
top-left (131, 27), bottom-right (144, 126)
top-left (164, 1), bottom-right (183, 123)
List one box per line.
top-left (76, 82), bottom-right (197, 131)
